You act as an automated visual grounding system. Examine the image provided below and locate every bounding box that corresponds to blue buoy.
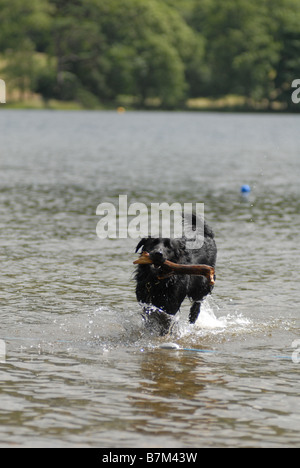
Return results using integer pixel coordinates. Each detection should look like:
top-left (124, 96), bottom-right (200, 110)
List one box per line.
top-left (241, 184), bottom-right (251, 194)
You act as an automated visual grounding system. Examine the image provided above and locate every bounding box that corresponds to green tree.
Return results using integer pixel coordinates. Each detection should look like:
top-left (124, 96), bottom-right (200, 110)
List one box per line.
top-left (191, 0), bottom-right (280, 102)
top-left (132, 36), bottom-right (187, 107)
top-left (1, 0), bottom-right (299, 110)
top-left (93, 0), bottom-right (203, 107)
top-left (270, 0), bottom-right (300, 109)
top-left (0, 0), bottom-right (53, 100)
top-left (48, 0), bottom-right (107, 105)
top-left (0, 0), bottom-right (52, 49)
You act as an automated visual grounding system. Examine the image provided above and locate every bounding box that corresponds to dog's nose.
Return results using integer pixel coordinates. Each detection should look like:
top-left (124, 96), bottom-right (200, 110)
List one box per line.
top-left (151, 250), bottom-right (164, 265)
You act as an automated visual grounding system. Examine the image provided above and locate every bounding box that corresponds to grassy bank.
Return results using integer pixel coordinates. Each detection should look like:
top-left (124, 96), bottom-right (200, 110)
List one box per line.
top-left (0, 94), bottom-right (296, 112)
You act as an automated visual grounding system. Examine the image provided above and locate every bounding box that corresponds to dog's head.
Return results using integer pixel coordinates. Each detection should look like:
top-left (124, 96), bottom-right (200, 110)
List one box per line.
top-left (135, 237), bottom-right (186, 271)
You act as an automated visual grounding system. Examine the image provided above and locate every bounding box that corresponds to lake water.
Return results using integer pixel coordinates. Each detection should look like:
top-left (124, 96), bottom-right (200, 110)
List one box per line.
top-left (0, 110), bottom-right (299, 448)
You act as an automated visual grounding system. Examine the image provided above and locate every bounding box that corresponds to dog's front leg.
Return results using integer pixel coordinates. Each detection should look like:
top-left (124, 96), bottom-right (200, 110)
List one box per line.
top-left (189, 301), bottom-right (201, 324)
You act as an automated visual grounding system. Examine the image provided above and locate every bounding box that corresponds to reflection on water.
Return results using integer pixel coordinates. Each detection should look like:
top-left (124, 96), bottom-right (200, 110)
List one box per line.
top-left (0, 110), bottom-right (299, 447)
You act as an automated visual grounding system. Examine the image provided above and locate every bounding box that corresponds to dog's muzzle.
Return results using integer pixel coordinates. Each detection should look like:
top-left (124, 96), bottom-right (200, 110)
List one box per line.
top-left (133, 252), bottom-right (215, 285)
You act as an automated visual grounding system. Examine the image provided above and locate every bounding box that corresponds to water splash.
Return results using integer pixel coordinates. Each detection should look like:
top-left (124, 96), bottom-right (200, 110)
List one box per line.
top-left (170, 297), bottom-right (253, 342)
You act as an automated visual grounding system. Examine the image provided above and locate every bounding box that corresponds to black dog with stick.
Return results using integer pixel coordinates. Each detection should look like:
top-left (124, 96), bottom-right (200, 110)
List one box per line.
top-left (134, 214), bottom-right (217, 334)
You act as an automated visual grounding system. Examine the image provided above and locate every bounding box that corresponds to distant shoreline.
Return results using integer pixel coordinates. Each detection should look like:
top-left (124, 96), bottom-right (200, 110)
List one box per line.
top-left (1, 93), bottom-right (299, 113)
top-left (1, 102), bottom-right (299, 113)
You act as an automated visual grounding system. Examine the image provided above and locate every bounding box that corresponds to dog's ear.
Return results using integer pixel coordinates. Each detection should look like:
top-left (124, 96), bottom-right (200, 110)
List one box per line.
top-left (172, 238), bottom-right (186, 257)
top-left (135, 238), bottom-right (147, 253)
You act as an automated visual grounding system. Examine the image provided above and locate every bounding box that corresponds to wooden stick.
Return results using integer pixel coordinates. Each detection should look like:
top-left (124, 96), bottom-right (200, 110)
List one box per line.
top-left (134, 252), bottom-right (215, 285)
top-left (133, 252), bottom-right (153, 265)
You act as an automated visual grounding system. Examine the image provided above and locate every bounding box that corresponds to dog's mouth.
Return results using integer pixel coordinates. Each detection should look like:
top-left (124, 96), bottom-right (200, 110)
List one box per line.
top-left (150, 264), bottom-right (174, 280)
top-left (133, 252), bottom-right (173, 279)
top-left (134, 251), bottom-right (215, 285)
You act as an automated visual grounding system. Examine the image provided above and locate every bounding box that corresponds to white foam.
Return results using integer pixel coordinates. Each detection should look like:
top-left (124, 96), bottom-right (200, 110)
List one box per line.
top-left (175, 298), bottom-right (253, 339)
top-left (195, 304), bottom-right (226, 330)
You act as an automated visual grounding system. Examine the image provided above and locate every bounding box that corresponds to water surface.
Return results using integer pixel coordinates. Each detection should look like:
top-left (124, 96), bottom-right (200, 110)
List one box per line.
top-left (0, 110), bottom-right (299, 447)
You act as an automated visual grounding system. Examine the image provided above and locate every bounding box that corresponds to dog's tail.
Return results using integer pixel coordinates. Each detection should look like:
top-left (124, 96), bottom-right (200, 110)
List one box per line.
top-left (182, 212), bottom-right (214, 249)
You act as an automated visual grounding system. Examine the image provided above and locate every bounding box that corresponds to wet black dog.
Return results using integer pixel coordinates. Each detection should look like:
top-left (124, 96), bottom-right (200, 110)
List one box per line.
top-left (134, 214), bottom-right (217, 334)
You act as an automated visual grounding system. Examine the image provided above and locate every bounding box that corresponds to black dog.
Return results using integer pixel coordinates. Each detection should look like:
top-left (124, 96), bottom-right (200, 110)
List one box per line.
top-left (134, 214), bottom-right (217, 334)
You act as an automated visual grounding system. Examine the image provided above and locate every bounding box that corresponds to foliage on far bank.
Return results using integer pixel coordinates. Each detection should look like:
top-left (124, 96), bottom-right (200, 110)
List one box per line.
top-left (0, 0), bottom-right (300, 110)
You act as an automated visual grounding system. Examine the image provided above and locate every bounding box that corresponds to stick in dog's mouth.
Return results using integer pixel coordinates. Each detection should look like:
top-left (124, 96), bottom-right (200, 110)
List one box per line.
top-left (134, 252), bottom-right (215, 285)
top-left (133, 252), bottom-right (153, 265)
